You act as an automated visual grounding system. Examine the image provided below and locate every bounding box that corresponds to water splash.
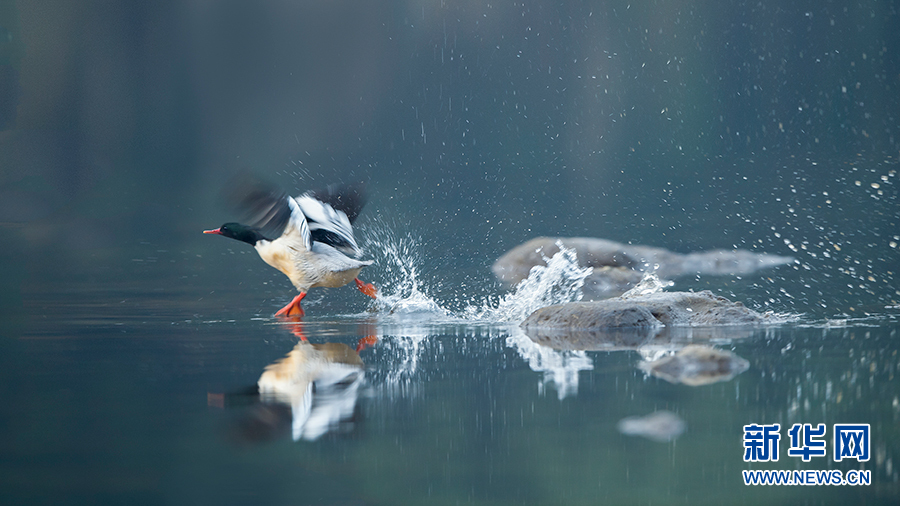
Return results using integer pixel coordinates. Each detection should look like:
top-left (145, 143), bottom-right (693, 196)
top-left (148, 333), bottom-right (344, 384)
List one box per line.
top-left (506, 329), bottom-right (594, 400)
top-left (355, 223), bottom-right (448, 394)
top-left (726, 156), bottom-right (897, 317)
top-left (358, 231), bottom-right (597, 396)
top-left (620, 266), bottom-right (674, 298)
top-left (464, 242), bottom-right (593, 323)
top-left (362, 224), bottom-right (450, 318)
top-left (364, 225), bottom-right (591, 325)
top-left (372, 330), bottom-right (429, 397)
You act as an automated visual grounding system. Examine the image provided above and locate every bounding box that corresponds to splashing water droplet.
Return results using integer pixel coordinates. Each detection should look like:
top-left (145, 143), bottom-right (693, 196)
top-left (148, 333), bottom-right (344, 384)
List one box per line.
top-left (362, 224), bottom-right (449, 318)
top-left (364, 230), bottom-right (593, 325)
top-left (465, 242), bottom-right (593, 322)
top-left (621, 270), bottom-right (674, 299)
top-left (506, 330), bottom-right (594, 400)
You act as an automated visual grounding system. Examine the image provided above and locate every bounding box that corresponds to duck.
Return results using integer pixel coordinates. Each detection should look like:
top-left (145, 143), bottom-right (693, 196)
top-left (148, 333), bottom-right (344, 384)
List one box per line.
top-left (204, 178), bottom-right (377, 316)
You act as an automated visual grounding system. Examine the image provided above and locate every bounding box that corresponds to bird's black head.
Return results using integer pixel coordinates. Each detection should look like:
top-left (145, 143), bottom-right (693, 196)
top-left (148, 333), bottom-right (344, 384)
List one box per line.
top-left (203, 223), bottom-right (266, 245)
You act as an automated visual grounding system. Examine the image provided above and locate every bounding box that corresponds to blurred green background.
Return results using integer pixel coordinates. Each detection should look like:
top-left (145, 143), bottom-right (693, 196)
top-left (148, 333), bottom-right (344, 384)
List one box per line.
top-left (0, 0), bottom-right (897, 315)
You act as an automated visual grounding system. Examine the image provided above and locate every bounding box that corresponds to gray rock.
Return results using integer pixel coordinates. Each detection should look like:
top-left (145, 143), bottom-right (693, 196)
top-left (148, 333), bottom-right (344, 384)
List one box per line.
top-left (522, 300), bottom-right (661, 330)
top-left (622, 290), bottom-right (766, 326)
top-left (638, 345), bottom-right (750, 386)
top-left (494, 237), bottom-right (794, 298)
top-left (520, 290), bottom-right (767, 331)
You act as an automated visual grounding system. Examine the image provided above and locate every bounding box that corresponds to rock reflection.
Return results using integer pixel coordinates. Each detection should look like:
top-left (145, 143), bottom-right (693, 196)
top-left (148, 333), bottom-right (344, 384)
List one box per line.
top-left (523, 326), bottom-right (663, 352)
top-left (519, 326), bottom-right (755, 389)
top-left (617, 410), bottom-right (686, 442)
top-left (522, 324), bottom-right (758, 351)
top-left (638, 345), bottom-right (750, 386)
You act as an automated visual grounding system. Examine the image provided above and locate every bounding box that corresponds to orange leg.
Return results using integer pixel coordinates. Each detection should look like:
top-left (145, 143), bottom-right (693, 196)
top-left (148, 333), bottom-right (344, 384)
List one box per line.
top-left (355, 335), bottom-right (378, 352)
top-left (287, 321), bottom-right (308, 341)
top-left (355, 278), bottom-right (377, 299)
top-left (275, 292), bottom-right (306, 317)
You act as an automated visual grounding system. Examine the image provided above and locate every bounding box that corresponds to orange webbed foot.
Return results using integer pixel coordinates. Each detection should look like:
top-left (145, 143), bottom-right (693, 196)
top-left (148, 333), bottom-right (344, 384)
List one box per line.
top-left (356, 335), bottom-right (378, 352)
top-left (355, 278), bottom-right (377, 299)
top-left (275, 292), bottom-right (307, 317)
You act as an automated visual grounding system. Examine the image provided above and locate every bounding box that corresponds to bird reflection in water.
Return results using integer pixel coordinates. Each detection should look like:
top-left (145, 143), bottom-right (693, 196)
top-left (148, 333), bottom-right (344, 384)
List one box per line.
top-left (208, 318), bottom-right (377, 443)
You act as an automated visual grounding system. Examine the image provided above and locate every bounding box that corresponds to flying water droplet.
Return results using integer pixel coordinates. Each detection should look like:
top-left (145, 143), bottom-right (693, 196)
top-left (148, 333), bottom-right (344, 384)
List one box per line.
top-left (464, 242), bottom-right (593, 322)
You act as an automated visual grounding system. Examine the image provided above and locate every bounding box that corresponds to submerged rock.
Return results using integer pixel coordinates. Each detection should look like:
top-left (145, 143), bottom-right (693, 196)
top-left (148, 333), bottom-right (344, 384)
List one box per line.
top-left (520, 290), bottom-right (766, 331)
top-left (638, 345), bottom-right (750, 386)
top-left (494, 237), bottom-right (794, 298)
top-left (617, 411), bottom-right (686, 442)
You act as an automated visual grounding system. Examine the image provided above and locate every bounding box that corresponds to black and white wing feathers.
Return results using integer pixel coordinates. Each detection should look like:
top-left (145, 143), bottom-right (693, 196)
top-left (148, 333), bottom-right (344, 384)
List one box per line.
top-left (226, 174), bottom-right (363, 255)
top-left (227, 175), bottom-right (311, 250)
top-left (295, 192), bottom-right (360, 256)
top-left (305, 184), bottom-right (367, 224)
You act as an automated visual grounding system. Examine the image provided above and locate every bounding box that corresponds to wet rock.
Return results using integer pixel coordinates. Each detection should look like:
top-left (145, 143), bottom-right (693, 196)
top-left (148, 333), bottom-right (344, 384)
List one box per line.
top-left (523, 300), bottom-right (661, 330)
top-left (624, 290), bottom-right (766, 326)
top-left (494, 237), bottom-right (794, 298)
top-left (638, 345), bottom-right (750, 386)
top-left (617, 411), bottom-right (686, 442)
top-left (520, 290), bottom-right (767, 331)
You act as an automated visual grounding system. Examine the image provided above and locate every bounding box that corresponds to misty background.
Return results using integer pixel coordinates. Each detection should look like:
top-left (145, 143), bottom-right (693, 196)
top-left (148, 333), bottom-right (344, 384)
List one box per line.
top-left (0, 0), bottom-right (897, 317)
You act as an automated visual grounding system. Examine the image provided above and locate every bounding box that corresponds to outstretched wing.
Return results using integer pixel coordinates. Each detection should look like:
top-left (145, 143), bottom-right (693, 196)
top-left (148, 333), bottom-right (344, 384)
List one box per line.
top-left (295, 188), bottom-right (361, 256)
top-left (306, 183), bottom-right (367, 224)
top-left (226, 174), bottom-right (311, 250)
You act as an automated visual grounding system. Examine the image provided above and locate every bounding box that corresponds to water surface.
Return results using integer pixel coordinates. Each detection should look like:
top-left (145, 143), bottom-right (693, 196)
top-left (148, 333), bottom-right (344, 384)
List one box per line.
top-left (2, 251), bottom-right (897, 505)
